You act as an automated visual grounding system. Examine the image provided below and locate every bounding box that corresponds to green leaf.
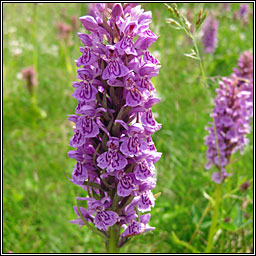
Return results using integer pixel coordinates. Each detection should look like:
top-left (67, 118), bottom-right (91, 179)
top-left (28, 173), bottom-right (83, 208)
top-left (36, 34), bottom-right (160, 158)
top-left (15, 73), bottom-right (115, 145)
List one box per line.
top-left (233, 204), bottom-right (243, 227)
top-left (202, 190), bottom-right (215, 205)
top-left (171, 231), bottom-right (200, 253)
top-left (184, 53), bottom-right (200, 60)
top-left (220, 222), bottom-right (237, 231)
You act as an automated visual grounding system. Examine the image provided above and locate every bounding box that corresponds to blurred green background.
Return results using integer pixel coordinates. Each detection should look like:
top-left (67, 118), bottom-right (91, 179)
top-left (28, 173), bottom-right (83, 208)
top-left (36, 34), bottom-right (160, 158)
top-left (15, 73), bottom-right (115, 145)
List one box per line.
top-left (3, 3), bottom-right (253, 253)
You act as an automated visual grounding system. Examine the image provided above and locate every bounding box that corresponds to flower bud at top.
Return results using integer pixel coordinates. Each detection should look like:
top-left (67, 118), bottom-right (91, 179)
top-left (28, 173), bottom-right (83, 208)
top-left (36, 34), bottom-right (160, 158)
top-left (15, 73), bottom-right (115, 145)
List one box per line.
top-left (111, 3), bottom-right (123, 19)
top-left (80, 15), bottom-right (98, 31)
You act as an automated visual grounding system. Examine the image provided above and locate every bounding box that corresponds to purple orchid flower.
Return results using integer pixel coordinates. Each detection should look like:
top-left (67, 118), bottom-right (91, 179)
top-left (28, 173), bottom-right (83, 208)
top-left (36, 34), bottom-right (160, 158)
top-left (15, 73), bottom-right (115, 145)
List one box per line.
top-left (77, 196), bottom-right (119, 231)
top-left (116, 171), bottom-right (139, 197)
top-left (136, 63), bottom-right (160, 93)
top-left (97, 137), bottom-right (128, 173)
top-left (205, 52), bottom-right (253, 183)
top-left (102, 47), bottom-right (130, 80)
top-left (123, 72), bottom-right (149, 107)
top-left (68, 4), bottom-right (161, 251)
top-left (121, 213), bottom-right (154, 237)
top-left (201, 16), bottom-right (218, 54)
top-left (137, 190), bottom-right (155, 212)
top-left (94, 210), bottom-right (119, 231)
top-left (76, 34), bottom-right (100, 66)
top-left (134, 158), bottom-right (155, 181)
top-left (69, 128), bottom-right (86, 148)
top-left (75, 105), bottom-right (107, 138)
top-left (116, 22), bottom-right (137, 55)
top-left (119, 123), bottom-right (148, 157)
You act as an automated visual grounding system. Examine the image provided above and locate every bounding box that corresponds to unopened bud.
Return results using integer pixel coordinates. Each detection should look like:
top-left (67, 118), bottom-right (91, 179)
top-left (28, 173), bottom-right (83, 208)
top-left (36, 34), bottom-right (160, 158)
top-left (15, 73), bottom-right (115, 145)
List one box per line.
top-left (80, 15), bottom-right (98, 31)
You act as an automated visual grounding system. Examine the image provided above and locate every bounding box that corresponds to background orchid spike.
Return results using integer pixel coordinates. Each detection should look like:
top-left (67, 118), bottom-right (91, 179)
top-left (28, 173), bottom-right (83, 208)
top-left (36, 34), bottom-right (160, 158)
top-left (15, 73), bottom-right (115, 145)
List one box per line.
top-left (68, 3), bottom-right (161, 252)
top-left (21, 66), bottom-right (37, 95)
top-left (201, 16), bottom-right (218, 54)
top-left (204, 51), bottom-right (253, 184)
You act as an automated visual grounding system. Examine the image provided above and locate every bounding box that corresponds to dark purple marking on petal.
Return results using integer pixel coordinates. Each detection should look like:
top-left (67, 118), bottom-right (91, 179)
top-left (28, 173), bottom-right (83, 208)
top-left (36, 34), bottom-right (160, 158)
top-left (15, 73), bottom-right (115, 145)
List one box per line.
top-left (72, 162), bottom-right (88, 184)
top-left (137, 77), bottom-right (151, 91)
top-left (81, 47), bottom-right (92, 64)
top-left (70, 129), bottom-right (85, 147)
top-left (94, 210), bottom-right (118, 231)
top-left (135, 160), bottom-right (152, 180)
top-left (146, 109), bottom-right (156, 126)
top-left (97, 211), bottom-right (110, 225)
top-left (76, 101), bottom-right (87, 113)
top-left (79, 82), bottom-right (93, 100)
top-left (137, 191), bottom-right (155, 212)
top-left (110, 151), bottom-right (121, 168)
top-left (128, 222), bottom-right (142, 235)
top-left (79, 116), bottom-right (93, 134)
top-left (144, 29), bottom-right (157, 38)
top-left (127, 136), bottom-right (140, 154)
top-left (130, 88), bottom-right (142, 103)
top-left (120, 36), bottom-right (132, 50)
top-left (144, 51), bottom-right (159, 64)
top-left (141, 193), bottom-right (152, 206)
top-left (106, 150), bottom-right (114, 163)
top-left (73, 162), bottom-right (83, 176)
top-left (120, 174), bottom-right (133, 189)
top-left (108, 61), bottom-right (121, 77)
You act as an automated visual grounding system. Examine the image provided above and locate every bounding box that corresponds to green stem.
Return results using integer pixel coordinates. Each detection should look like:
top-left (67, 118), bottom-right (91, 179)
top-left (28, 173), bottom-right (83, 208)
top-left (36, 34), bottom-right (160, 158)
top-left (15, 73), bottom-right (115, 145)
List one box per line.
top-left (32, 3), bottom-right (39, 113)
top-left (191, 36), bottom-right (207, 88)
top-left (205, 183), bottom-right (222, 253)
top-left (107, 225), bottom-right (120, 253)
top-left (187, 202), bottom-right (212, 249)
top-left (182, 23), bottom-right (207, 89)
top-left (32, 3), bottom-right (38, 75)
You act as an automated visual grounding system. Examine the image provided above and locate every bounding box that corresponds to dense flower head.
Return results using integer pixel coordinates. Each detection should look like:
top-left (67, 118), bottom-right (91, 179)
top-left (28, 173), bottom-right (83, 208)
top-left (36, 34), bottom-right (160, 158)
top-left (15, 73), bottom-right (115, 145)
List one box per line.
top-left (238, 4), bottom-right (249, 19)
top-left (233, 51), bottom-right (253, 82)
top-left (68, 3), bottom-right (161, 246)
top-left (21, 66), bottom-right (37, 94)
top-left (204, 52), bottom-right (253, 183)
top-left (201, 16), bottom-right (218, 54)
top-left (57, 22), bottom-right (72, 41)
top-left (71, 15), bottom-right (79, 32)
top-left (221, 3), bottom-right (231, 12)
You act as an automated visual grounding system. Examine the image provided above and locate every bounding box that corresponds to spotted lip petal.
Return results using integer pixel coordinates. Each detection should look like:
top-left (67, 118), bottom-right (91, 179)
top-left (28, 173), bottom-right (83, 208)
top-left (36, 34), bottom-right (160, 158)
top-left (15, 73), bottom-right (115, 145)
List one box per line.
top-left (120, 135), bottom-right (147, 157)
top-left (117, 173), bottom-right (138, 197)
top-left (134, 159), bottom-right (155, 180)
top-left (116, 36), bottom-right (137, 55)
top-left (69, 129), bottom-right (86, 148)
top-left (121, 221), bottom-right (143, 237)
top-left (102, 60), bottom-right (130, 80)
top-left (72, 82), bottom-right (98, 102)
top-left (94, 210), bottom-right (119, 231)
top-left (72, 162), bottom-right (89, 185)
top-left (97, 151), bottom-right (128, 173)
top-left (137, 191), bottom-right (155, 212)
top-left (77, 115), bottom-right (99, 138)
top-left (76, 47), bottom-right (99, 67)
top-left (141, 109), bottom-right (161, 133)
